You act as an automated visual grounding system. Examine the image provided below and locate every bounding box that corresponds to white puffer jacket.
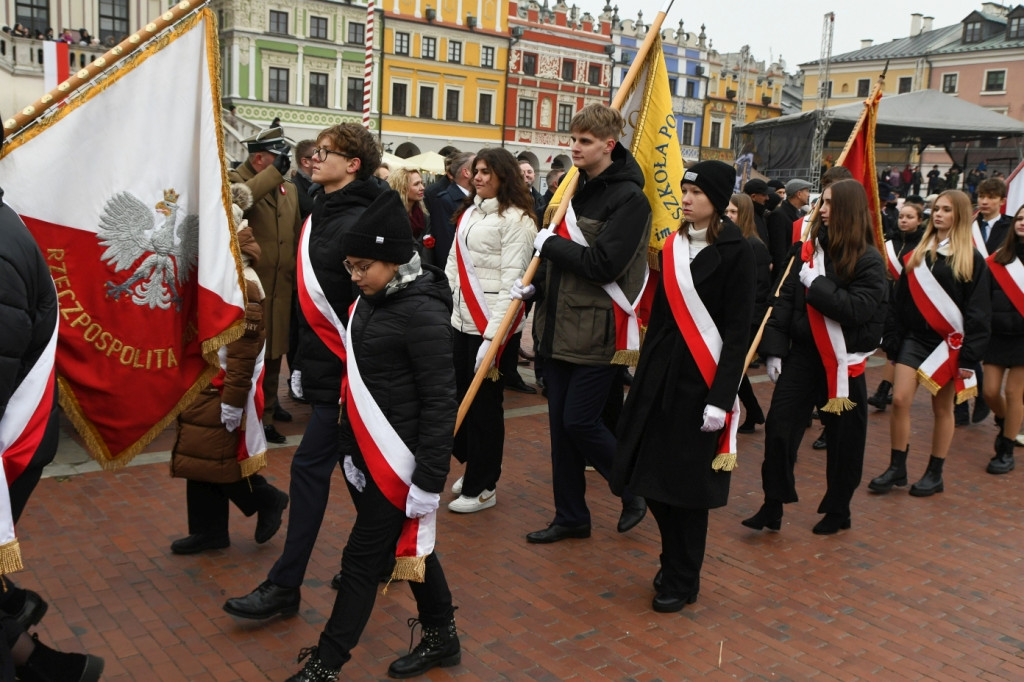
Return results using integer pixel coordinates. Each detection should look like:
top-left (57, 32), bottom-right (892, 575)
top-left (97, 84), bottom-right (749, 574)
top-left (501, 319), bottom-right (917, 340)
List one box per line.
top-left (445, 194), bottom-right (537, 340)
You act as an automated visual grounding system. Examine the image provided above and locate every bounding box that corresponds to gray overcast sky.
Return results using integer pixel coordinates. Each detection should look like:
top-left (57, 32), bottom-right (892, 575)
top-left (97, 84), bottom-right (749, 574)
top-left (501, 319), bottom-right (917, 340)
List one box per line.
top-left (618, 0), bottom-right (979, 69)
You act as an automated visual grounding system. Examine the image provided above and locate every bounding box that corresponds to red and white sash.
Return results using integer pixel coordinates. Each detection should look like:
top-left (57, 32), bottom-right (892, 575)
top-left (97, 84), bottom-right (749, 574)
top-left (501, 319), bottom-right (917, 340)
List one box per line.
top-left (884, 240), bottom-right (903, 280)
top-left (211, 344), bottom-right (267, 477)
top-left (554, 201), bottom-right (648, 365)
top-left (454, 206), bottom-right (524, 379)
top-left (971, 218), bottom-right (990, 259)
top-left (661, 231), bottom-right (740, 471)
top-left (344, 299), bottom-right (433, 582)
top-left (0, 313), bottom-right (58, 574)
top-left (905, 253), bottom-right (977, 402)
top-left (800, 240), bottom-right (870, 413)
top-left (296, 215), bottom-right (348, 363)
top-left (986, 253), bottom-right (1024, 320)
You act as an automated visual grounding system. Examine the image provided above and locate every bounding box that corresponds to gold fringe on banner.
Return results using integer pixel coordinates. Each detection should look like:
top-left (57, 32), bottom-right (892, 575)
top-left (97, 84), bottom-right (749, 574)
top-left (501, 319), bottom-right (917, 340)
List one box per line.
top-left (390, 555), bottom-right (426, 584)
top-left (711, 453), bottom-right (737, 472)
top-left (820, 397), bottom-right (856, 415)
top-left (239, 451), bottom-right (268, 478)
top-left (916, 370), bottom-right (942, 397)
top-left (611, 349), bottom-right (640, 367)
top-left (0, 540), bottom-right (24, 575)
top-left (956, 386), bottom-right (978, 405)
top-left (485, 368), bottom-right (501, 382)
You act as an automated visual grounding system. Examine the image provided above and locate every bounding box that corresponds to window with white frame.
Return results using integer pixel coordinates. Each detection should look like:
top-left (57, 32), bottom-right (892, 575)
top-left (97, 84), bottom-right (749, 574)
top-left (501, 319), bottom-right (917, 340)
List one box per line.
top-left (942, 73), bottom-right (958, 94)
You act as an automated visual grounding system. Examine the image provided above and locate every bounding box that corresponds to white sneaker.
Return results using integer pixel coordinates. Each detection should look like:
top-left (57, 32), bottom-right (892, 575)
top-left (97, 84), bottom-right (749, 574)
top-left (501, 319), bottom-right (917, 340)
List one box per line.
top-left (1017, 429), bottom-right (1024, 447)
top-left (451, 475), bottom-right (464, 496)
top-left (447, 490), bottom-right (496, 513)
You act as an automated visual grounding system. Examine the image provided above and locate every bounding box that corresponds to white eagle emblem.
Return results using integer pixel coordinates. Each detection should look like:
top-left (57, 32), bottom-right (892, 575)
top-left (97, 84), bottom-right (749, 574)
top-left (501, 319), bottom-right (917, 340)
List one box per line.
top-left (97, 189), bottom-right (199, 310)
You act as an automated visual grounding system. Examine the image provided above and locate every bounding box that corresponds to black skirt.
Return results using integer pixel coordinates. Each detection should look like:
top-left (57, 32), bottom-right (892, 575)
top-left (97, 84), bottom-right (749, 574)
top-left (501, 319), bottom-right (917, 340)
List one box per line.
top-left (895, 333), bottom-right (938, 369)
top-left (984, 333), bottom-right (1024, 367)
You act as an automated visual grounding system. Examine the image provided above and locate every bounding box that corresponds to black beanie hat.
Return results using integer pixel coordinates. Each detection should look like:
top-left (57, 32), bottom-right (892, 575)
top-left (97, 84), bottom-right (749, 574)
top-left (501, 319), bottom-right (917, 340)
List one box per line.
top-left (683, 161), bottom-right (736, 215)
top-left (338, 190), bottom-right (415, 264)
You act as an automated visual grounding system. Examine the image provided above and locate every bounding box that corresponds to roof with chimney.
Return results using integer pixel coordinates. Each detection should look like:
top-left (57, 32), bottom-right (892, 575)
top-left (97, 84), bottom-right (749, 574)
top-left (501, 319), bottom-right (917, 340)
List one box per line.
top-left (799, 4), bottom-right (1024, 67)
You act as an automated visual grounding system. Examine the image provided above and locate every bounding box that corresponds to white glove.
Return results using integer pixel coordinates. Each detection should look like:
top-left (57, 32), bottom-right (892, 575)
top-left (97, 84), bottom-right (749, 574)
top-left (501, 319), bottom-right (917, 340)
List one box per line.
top-left (533, 227), bottom-right (555, 253)
top-left (290, 370), bottom-right (304, 400)
top-left (220, 404), bottom-right (243, 432)
top-left (767, 356), bottom-right (782, 384)
top-left (798, 260), bottom-right (819, 289)
top-left (406, 483), bottom-right (440, 519)
top-left (701, 405), bottom-right (727, 432)
top-left (510, 278), bottom-right (536, 301)
top-left (474, 338), bottom-right (493, 372)
top-left (343, 455), bottom-right (366, 492)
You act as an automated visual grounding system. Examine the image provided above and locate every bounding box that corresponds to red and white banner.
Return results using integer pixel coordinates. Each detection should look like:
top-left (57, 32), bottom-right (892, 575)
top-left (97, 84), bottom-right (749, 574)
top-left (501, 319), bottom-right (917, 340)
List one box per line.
top-left (1005, 159), bottom-right (1024, 216)
top-left (884, 241), bottom-right (903, 280)
top-left (212, 344), bottom-right (267, 473)
top-left (42, 40), bottom-right (70, 92)
top-left (296, 214), bottom-right (348, 362)
top-left (344, 299), bottom-right (434, 582)
top-left (0, 9), bottom-right (246, 467)
top-left (986, 254), bottom-right (1024, 320)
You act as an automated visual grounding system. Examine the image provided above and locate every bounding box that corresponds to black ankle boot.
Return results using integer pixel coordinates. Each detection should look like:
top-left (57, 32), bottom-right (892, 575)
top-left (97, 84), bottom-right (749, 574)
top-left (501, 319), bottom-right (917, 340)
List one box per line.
top-left (387, 615), bottom-right (461, 679)
top-left (737, 411), bottom-right (765, 434)
top-left (867, 380), bottom-right (893, 410)
top-left (812, 513), bottom-right (852, 535)
top-left (868, 447), bottom-right (908, 493)
top-left (741, 500), bottom-right (783, 531)
top-left (987, 435), bottom-right (1016, 475)
top-left (994, 416), bottom-right (1005, 450)
top-left (285, 646), bottom-right (340, 682)
top-left (15, 634), bottom-right (104, 682)
top-left (909, 455), bottom-right (945, 497)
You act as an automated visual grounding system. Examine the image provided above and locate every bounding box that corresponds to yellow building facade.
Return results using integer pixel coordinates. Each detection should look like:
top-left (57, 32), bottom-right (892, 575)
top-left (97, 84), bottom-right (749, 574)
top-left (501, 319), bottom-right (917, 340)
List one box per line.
top-left (378, 0), bottom-right (510, 155)
top-left (700, 49), bottom-right (784, 161)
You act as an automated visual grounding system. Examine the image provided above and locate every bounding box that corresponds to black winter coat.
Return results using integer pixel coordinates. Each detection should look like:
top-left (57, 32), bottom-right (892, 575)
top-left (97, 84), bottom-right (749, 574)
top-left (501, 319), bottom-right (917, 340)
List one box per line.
top-left (339, 266), bottom-right (456, 494)
top-left (882, 249), bottom-right (990, 367)
top-left (749, 236), bottom-right (771, 342)
top-left (612, 222), bottom-right (755, 509)
top-left (0, 190), bottom-right (58, 421)
top-left (766, 200), bottom-right (800, 284)
top-left (297, 178), bottom-right (390, 404)
top-left (761, 237), bottom-right (888, 360)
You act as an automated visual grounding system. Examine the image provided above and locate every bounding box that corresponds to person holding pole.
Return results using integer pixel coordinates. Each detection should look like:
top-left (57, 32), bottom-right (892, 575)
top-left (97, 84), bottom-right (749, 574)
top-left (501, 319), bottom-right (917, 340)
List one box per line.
top-left (612, 161), bottom-right (755, 612)
top-left (514, 103), bottom-right (651, 543)
top-left (445, 148), bottom-right (537, 513)
top-left (743, 179), bottom-right (887, 534)
top-left (869, 190), bottom-right (990, 496)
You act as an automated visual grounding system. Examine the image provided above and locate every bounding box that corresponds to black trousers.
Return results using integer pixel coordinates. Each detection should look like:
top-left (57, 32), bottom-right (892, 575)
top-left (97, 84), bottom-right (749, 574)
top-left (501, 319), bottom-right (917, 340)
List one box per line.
top-left (185, 475), bottom-right (277, 536)
top-left (761, 347), bottom-right (868, 517)
top-left (268, 403), bottom-right (342, 588)
top-left (647, 500), bottom-right (708, 599)
top-left (452, 331), bottom-right (505, 496)
top-left (543, 359), bottom-right (633, 527)
top-left (737, 374), bottom-right (763, 422)
top-left (318, 473), bottom-right (454, 668)
top-left (262, 355), bottom-right (283, 423)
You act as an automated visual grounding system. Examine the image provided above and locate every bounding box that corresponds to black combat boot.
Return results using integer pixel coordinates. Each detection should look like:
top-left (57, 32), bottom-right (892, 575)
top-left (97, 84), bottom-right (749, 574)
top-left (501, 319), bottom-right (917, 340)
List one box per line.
top-left (909, 455), bottom-right (945, 497)
top-left (866, 380), bottom-right (893, 411)
top-left (15, 634), bottom-right (104, 682)
top-left (285, 646), bottom-right (340, 682)
top-left (387, 616), bottom-right (461, 679)
top-left (987, 435), bottom-right (1016, 475)
top-left (868, 447), bottom-right (909, 493)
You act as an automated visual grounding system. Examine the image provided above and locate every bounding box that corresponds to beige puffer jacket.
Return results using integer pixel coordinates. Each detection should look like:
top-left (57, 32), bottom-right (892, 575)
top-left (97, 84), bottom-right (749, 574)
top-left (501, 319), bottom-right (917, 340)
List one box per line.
top-left (444, 195), bottom-right (536, 341)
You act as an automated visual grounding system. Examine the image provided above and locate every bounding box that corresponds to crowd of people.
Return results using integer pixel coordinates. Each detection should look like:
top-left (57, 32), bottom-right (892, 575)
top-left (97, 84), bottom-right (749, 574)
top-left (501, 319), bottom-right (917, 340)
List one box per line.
top-left (3, 103), bottom-right (1023, 679)
top-left (2, 24), bottom-right (97, 45)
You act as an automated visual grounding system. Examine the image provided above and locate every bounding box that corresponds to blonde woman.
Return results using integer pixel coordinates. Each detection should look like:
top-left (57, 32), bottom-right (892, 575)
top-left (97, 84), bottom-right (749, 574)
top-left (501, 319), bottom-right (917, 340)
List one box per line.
top-left (388, 167), bottom-right (430, 254)
top-left (870, 190), bottom-right (991, 497)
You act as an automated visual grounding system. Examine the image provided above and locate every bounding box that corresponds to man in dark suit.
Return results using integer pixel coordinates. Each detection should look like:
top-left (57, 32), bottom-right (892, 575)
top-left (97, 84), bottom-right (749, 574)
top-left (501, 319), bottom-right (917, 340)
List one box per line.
top-left (975, 177), bottom-right (1012, 255)
top-left (424, 151), bottom-right (474, 269)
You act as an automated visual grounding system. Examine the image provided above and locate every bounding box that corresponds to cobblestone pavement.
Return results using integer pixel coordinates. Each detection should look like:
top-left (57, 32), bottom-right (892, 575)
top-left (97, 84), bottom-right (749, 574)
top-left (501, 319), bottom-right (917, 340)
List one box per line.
top-left (18, 355), bottom-right (1024, 681)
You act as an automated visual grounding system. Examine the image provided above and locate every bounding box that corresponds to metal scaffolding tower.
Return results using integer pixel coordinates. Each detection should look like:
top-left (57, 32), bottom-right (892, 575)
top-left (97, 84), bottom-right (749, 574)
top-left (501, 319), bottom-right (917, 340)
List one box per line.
top-left (809, 12), bottom-right (835, 189)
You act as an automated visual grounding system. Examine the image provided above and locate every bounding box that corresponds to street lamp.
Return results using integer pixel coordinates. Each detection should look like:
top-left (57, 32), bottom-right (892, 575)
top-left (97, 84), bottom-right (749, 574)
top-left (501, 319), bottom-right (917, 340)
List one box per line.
top-left (604, 43), bottom-right (616, 105)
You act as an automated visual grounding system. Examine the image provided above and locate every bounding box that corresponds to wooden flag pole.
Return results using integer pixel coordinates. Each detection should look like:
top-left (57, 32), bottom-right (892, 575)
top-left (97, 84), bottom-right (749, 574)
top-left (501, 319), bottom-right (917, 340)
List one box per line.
top-left (454, 0), bottom-right (676, 433)
top-left (742, 67), bottom-right (887, 372)
top-left (2, 1), bottom-right (206, 141)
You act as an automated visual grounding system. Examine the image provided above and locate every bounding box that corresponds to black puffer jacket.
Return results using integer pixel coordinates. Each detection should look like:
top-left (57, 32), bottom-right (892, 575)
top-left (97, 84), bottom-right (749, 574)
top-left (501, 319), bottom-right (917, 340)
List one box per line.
top-left (0, 189), bottom-right (58, 421)
top-left (761, 236), bottom-right (887, 359)
top-left (882, 249), bottom-right (990, 367)
top-left (989, 244), bottom-right (1024, 337)
top-left (339, 265), bottom-right (456, 494)
top-left (297, 177), bottom-right (389, 404)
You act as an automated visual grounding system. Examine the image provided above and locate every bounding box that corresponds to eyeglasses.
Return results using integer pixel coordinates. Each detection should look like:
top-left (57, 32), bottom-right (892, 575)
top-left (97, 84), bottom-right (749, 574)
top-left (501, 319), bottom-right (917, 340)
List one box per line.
top-left (343, 259), bottom-right (377, 276)
top-left (311, 147), bottom-right (353, 162)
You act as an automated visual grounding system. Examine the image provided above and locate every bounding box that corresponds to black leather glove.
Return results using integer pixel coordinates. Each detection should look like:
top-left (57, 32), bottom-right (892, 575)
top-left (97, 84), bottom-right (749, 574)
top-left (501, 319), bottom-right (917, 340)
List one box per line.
top-left (273, 152), bottom-right (291, 176)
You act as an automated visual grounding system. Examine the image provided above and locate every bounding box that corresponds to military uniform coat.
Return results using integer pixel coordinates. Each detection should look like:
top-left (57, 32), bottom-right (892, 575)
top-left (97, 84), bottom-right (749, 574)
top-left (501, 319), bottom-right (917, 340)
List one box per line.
top-left (228, 161), bottom-right (300, 358)
top-left (611, 222), bottom-right (755, 509)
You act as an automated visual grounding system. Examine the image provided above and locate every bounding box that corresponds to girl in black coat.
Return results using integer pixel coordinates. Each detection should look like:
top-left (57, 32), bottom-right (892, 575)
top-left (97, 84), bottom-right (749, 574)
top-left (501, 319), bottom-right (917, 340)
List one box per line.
top-left (980, 204), bottom-right (1024, 474)
top-left (868, 201), bottom-right (925, 410)
top-left (869, 190), bottom-right (990, 497)
top-left (744, 179), bottom-right (887, 535)
top-left (726, 192), bottom-right (771, 432)
top-left (288, 191), bottom-right (460, 681)
top-left (612, 161), bottom-right (755, 613)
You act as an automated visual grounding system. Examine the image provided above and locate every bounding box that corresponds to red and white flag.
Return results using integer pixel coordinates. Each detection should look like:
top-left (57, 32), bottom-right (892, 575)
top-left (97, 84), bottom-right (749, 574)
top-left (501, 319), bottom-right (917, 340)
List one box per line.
top-left (42, 40), bottom-right (70, 92)
top-left (0, 9), bottom-right (246, 467)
